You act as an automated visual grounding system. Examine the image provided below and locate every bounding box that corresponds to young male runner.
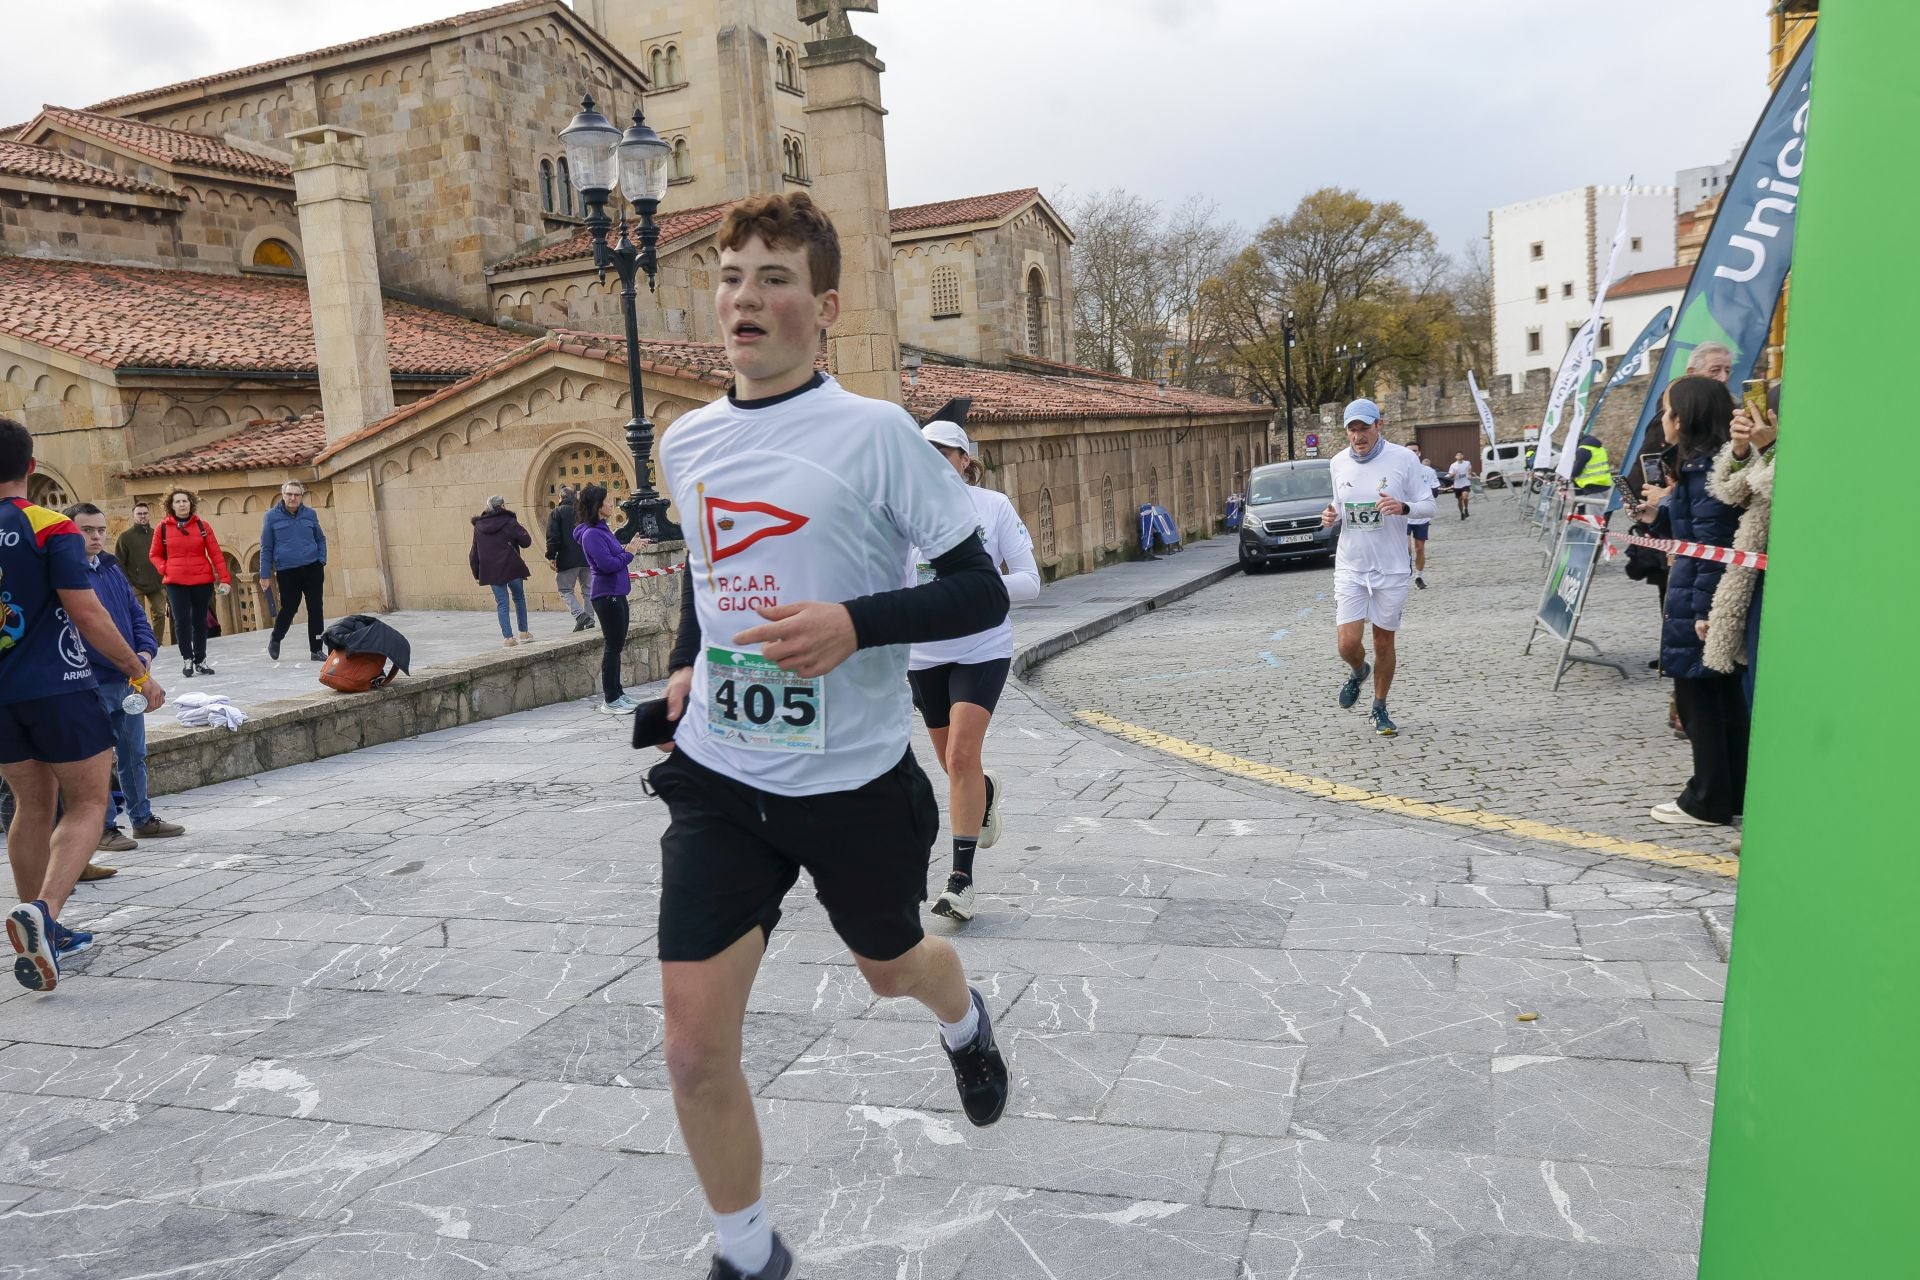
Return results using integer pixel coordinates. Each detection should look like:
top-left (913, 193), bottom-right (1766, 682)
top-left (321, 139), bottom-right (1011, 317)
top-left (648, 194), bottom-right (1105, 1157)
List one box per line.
top-left (649, 193), bottom-right (1011, 1280)
top-left (1320, 400), bottom-right (1434, 737)
top-left (1448, 451), bottom-right (1474, 518)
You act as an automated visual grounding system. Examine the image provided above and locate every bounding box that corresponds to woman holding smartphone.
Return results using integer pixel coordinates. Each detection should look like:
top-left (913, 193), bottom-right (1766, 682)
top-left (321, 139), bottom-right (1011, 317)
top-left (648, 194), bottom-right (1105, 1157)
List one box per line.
top-left (907, 420), bottom-right (1041, 922)
top-left (572, 484), bottom-right (643, 716)
top-left (1638, 375), bottom-right (1745, 827)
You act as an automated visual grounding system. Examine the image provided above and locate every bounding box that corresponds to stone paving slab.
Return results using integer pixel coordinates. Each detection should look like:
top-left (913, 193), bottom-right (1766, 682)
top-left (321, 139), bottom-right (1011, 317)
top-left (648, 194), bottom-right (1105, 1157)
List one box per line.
top-left (0, 524), bottom-right (1726, 1277)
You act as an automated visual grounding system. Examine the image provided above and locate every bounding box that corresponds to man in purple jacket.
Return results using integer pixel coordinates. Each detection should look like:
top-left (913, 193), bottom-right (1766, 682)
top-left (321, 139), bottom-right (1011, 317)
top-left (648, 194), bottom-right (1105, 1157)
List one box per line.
top-left (65, 505), bottom-right (186, 869)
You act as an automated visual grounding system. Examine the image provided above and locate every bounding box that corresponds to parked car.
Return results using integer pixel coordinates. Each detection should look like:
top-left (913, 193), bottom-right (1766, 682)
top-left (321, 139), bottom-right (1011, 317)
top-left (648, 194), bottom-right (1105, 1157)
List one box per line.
top-left (1239, 459), bottom-right (1337, 570)
top-left (1481, 441), bottom-right (1530, 489)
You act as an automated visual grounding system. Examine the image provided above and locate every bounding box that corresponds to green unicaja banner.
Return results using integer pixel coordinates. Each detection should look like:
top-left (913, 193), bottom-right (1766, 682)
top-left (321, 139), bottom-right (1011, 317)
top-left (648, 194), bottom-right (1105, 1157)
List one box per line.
top-left (1697, 9), bottom-right (1919, 1277)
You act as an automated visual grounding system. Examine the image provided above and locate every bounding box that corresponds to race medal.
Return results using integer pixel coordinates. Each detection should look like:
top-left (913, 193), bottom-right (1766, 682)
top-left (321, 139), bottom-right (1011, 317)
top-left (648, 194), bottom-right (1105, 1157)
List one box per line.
top-left (704, 645), bottom-right (825, 752)
top-left (1343, 501), bottom-right (1384, 531)
top-left (915, 561), bottom-right (935, 586)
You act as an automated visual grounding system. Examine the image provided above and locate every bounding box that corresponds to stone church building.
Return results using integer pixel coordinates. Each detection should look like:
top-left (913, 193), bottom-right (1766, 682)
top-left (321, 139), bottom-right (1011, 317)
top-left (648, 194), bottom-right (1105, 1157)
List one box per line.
top-left (0, 0), bottom-right (1268, 632)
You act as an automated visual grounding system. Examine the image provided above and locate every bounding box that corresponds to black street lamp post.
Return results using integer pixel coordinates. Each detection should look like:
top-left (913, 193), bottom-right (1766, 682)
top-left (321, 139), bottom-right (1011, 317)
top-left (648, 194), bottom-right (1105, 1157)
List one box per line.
top-left (559, 95), bottom-right (683, 542)
top-left (1280, 309), bottom-right (1297, 460)
top-left (1334, 341), bottom-right (1367, 400)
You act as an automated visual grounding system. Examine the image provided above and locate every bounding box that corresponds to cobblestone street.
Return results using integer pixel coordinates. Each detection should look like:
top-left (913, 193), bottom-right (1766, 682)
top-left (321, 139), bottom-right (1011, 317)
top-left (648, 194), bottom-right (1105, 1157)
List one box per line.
top-left (1030, 490), bottom-right (1733, 858)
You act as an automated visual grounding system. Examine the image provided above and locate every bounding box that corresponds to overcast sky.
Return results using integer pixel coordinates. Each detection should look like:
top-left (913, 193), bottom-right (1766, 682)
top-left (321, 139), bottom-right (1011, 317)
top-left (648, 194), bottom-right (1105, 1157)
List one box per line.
top-left (4, 0), bottom-right (1768, 255)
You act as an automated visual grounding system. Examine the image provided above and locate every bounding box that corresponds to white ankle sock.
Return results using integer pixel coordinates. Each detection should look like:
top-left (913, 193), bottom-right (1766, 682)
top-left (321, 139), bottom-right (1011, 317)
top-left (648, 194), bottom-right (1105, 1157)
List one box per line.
top-left (713, 1198), bottom-right (772, 1274)
top-left (937, 998), bottom-right (981, 1050)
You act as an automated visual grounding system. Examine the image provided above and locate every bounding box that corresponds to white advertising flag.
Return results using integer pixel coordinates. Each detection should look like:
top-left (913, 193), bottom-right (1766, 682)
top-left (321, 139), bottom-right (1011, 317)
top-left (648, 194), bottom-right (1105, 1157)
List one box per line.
top-left (1554, 190), bottom-right (1638, 479)
top-left (1467, 370), bottom-right (1498, 446)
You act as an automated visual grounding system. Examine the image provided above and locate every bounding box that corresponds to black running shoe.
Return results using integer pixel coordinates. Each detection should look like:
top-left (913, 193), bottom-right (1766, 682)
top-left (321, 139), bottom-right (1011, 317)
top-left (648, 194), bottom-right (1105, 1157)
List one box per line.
top-left (707, 1232), bottom-right (795, 1279)
top-left (1338, 661), bottom-right (1371, 710)
top-left (943, 986), bottom-right (1009, 1126)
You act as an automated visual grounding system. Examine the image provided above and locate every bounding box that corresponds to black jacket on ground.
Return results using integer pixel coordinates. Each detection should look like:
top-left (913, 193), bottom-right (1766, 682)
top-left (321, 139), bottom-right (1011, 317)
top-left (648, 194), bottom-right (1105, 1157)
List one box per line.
top-left (545, 500), bottom-right (588, 571)
top-left (321, 614), bottom-right (412, 673)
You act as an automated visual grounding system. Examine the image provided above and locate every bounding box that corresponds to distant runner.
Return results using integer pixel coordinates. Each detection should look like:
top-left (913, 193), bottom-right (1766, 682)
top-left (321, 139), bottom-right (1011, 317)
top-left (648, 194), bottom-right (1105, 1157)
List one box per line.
top-left (1410, 454), bottom-right (1440, 589)
top-left (1448, 452), bottom-right (1474, 519)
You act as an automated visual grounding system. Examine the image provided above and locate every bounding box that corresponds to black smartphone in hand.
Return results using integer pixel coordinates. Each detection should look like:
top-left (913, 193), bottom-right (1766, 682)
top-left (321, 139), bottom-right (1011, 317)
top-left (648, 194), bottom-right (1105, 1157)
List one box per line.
top-left (631, 697), bottom-right (677, 750)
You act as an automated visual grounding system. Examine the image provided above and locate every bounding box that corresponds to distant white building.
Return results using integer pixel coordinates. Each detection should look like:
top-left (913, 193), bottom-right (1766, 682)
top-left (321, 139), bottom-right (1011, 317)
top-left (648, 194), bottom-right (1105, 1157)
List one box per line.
top-left (1677, 150), bottom-right (1740, 213)
top-left (1489, 184), bottom-right (1679, 390)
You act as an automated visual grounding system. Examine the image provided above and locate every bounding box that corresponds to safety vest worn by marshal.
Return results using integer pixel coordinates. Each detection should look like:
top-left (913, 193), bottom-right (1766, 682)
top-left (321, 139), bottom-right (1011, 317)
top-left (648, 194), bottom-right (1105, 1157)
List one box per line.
top-left (1574, 441), bottom-right (1613, 491)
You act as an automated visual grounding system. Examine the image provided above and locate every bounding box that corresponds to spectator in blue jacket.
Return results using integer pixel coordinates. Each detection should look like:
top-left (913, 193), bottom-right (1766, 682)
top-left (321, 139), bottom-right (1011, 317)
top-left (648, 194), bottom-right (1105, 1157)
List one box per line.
top-left (64, 504), bottom-right (186, 867)
top-left (259, 480), bottom-right (327, 662)
top-left (1637, 376), bottom-right (1746, 829)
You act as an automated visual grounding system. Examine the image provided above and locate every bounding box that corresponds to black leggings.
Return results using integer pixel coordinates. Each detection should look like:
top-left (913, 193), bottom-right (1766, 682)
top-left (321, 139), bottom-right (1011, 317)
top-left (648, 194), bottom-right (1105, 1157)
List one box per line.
top-left (270, 562), bottom-right (326, 649)
top-left (592, 594), bottom-right (630, 703)
top-left (165, 582), bottom-right (214, 664)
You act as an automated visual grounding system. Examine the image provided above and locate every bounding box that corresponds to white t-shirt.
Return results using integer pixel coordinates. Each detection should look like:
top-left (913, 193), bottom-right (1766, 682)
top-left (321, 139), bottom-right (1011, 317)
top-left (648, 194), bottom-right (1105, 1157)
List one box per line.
top-left (1448, 460), bottom-right (1474, 490)
top-left (1414, 465), bottom-right (1441, 519)
top-left (907, 484), bottom-right (1041, 670)
top-left (658, 375), bottom-right (980, 796)
top-left (1327, 440), bottom-right (1433, 582)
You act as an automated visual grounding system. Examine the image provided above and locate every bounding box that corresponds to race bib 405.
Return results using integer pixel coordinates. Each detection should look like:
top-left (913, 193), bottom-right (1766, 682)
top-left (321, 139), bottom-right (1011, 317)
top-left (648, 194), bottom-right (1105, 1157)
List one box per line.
top-left (704, 646), bottom-right (825, 752)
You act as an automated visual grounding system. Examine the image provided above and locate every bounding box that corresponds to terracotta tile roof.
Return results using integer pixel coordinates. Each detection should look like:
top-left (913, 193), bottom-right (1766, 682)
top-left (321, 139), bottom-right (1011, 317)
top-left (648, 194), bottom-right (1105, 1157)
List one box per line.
top-left (89, 1), bottom-right (554, 113)
top-left (905, 363), bottom-right (1265, 424)
top-left (1610, 264), bottom-right (1692, 299)
top-left (127, 414), bottom-right (328, 479)
top-left (0, 257), bottom-right (527, 375)
top-left (312, 330), bottom-right (738, 464)
top-left (891, 188), bottom-right (1040, 234)
top-left (488, 201), bottom-right (733, 273)
top-left (0, 140), bottom-right (179, 197)
top-left (32, 107), bottom-right (291, 182)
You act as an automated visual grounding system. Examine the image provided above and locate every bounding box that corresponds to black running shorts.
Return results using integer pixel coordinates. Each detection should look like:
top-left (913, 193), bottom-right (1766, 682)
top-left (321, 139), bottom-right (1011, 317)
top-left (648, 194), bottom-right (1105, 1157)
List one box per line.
top-left (907, 657), bottom-right (1012, 730)
top-left (649, 745), bottom-right (939, 963)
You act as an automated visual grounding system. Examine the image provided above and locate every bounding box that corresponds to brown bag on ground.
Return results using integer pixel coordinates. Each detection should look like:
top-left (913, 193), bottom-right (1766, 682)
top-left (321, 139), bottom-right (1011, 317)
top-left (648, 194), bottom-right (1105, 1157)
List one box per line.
top-left (318, 650), bottom-right (395, 692)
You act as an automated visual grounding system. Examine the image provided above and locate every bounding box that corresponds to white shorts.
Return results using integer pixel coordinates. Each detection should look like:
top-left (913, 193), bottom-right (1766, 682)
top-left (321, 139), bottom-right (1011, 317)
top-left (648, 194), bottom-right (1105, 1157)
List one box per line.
top-left (1334, 573), bottom-right (1410, 631)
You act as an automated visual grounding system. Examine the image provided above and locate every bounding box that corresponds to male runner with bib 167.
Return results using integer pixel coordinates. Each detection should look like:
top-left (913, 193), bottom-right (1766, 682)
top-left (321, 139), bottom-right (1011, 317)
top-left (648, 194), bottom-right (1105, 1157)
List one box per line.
top-left (648, 192), bottom-right (1012, 1280)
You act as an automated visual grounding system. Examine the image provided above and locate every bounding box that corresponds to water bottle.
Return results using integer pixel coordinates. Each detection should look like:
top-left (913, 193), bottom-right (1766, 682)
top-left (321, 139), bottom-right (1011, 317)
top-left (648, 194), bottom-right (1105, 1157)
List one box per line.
top-left (121, 689), bottom-right (148, 715)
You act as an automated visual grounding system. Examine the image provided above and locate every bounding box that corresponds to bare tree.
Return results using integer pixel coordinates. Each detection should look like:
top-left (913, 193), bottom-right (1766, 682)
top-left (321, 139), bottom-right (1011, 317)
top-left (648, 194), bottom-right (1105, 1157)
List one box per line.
top-left (1202, 187), bottom-right (1455, 409)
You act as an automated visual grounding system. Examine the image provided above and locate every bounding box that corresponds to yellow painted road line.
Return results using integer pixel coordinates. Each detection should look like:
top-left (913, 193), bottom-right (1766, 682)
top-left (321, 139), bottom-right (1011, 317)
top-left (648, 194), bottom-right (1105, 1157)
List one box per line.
top-left (1074, 709), bottom-right (1740, 880)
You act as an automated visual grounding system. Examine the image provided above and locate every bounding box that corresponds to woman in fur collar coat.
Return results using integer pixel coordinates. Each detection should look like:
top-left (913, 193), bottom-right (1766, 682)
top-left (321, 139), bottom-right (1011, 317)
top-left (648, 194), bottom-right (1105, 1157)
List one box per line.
top-left (1703, 398), bottom-right (1779, 708)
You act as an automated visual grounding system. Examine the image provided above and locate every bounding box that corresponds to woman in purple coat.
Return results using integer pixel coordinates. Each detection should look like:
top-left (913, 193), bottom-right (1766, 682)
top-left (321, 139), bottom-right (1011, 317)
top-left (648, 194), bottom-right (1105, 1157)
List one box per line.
top-left (573, 484), bottom-right (643, 714)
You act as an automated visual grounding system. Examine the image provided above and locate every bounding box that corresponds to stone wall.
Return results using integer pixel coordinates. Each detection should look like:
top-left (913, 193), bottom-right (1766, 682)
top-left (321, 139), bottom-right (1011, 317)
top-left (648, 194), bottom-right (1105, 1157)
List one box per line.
top-left (146, 16), bottom-right (647, 317)
top-left (974, 412), bottom-right (1273, 578)
top-left (489, 235), bottom-right (721, 341)
top-left (894, 238), bottom-right (984, 361)
top-left (1300, 365), bottom-right (1657, 463)
top-left (0, 201), bottom-right (184, 271)
top-left (974, 209), bottom-right (1074, 366)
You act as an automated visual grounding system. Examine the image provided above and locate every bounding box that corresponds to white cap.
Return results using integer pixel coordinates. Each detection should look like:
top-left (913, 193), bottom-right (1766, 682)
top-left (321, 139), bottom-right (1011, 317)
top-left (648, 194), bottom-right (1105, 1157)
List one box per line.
top-left (922, 419), bottom-right (974, 455)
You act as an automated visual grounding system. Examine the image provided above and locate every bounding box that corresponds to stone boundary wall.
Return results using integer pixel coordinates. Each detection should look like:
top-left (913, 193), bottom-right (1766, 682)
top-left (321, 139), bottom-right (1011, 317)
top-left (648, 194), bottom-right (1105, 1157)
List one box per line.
top-left (1296, 365), bottom-right (1659, 461)
top-left (143, 595), bottom-right (673, 796)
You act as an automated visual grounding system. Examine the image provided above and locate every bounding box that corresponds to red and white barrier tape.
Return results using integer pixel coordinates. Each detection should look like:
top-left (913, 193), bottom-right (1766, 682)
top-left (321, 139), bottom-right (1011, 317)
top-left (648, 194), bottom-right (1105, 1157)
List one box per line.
top-left (630, 562), bottom-right (688, 579)
top-left (1567, 514), bottom-right (1768, 571)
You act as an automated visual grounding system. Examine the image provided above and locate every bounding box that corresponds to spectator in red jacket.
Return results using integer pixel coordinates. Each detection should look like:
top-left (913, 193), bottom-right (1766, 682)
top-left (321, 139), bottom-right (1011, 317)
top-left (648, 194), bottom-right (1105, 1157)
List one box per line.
top-left (148, 488), bottom-right (229, 678)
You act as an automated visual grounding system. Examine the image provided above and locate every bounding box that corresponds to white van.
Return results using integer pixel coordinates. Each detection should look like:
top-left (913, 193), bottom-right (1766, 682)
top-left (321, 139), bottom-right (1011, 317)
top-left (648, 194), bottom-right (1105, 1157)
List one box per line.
top-left (1481, 442), bottom-right (1530, 489)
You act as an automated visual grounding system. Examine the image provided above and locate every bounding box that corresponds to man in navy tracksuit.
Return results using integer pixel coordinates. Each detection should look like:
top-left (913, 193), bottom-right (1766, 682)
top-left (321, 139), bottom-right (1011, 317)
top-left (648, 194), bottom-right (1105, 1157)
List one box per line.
top-left (64, 504), bottom-right (186, 867)
top-left (259, 480), bottom-right (327, 661)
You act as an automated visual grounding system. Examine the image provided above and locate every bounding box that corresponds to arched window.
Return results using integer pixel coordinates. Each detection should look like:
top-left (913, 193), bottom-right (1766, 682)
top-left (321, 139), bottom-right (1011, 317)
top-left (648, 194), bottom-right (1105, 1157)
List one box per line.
top-left (931, 265), bottom-right (961, 319)
top-left (1211, 457), bottom-right (1222, 509)
top-left (1038, 487), bottom-right (1056, 562)
top-left (557, 157), bottom-right (574, 216)
top-left (251, 239), bottom-right (297, 269)
top-left (1025, 268), bottom-right (1046, 359)
top-left (775, 47), bottom-right (793, 89)
top-left (666, 44), bottom-right (683, 85)
top-left (650, 47), bottom-right (665, 86)
top-left (1101, 474), bottom-right (1116, 547)
top-left (781, 139), bottom-right (794, 179)
top-left (672, 136), bottom-right (691, 181)
top-left (791, 141), bottom-right (805, 179)
top-left (26, 472), bottom-right (69, 510)
top-left (1147, 465), bottom-right (1159, 506)
top-left (1183, 460), bottom-right (1195, 521)
top-left (1233, 448), bottom-right (1245, 495)
top-left (539, 158), bottom-right (555, 212)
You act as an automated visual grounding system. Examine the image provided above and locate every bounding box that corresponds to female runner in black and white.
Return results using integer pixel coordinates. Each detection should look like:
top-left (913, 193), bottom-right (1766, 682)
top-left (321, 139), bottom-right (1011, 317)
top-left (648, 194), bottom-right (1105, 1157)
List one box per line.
top-left (908, 420), bottom-right (1041, 920)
